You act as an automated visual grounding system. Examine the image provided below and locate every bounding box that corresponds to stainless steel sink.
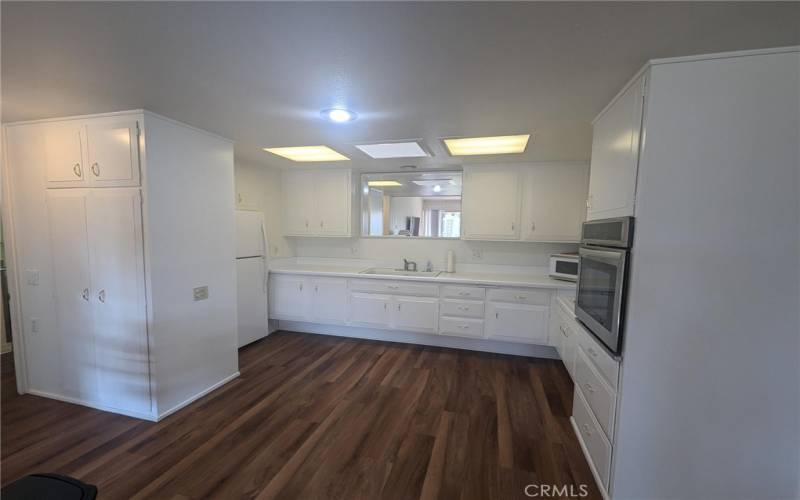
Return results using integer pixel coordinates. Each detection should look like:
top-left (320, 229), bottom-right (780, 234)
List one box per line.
top-left (360, 267), bottom-right (441, 278)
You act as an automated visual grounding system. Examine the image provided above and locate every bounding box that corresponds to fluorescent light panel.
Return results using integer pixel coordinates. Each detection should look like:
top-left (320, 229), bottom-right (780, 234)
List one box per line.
top-left (355, 141), bottom-right (429, 159)
top-left (443, 134), bottom-right (530, 156)
top-left (263, 145), bottom-right (349, 162)
top-left (367, 180), bottom-right (403, 187)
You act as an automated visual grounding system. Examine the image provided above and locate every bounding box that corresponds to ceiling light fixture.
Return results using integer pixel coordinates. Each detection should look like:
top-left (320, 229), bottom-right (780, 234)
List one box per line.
top-left (263, 145), bottom-right (349, 162)
top-left (433, 185), bottom-right (442, 193)
top-left (367, 180), bottom-right (403, 187)
top-left (443, 134), bottom-right (530, 156)
top-left (355, 140), bottom-right (429, 159)
top-left (321, 108), bottom-right (357, 123)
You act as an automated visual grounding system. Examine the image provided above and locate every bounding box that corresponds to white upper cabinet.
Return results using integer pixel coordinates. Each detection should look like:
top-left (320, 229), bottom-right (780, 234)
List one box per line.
top-left (313, 169), bottom-right (351, 236)
top-left (85, 120), bottom-right (141, 187)
top-left (282, 170), bottom-right (315, 235)
top-left (587, 74), bottom-right (646, 220)
top-left (461, 165), bottom-right (522, 240)
top-left (282, 169), bottom-right (351, 237)
top-left (44, 119), bottom-right (140, 188)
top-left (521, 163), bottom-right (589, 242)
top-left (44, 122), bottom-right (85, 187)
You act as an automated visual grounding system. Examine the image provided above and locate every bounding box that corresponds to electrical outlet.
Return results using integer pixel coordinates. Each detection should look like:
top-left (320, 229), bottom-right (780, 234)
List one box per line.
top-left (471, 248), bottom-right (483, 260)
top-left (193, 286), bottom-right (209, 301)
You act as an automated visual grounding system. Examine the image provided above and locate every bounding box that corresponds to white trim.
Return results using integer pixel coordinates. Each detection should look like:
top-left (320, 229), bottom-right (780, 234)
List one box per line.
top-left (141, 110), bottom-right (233, 144)
top-left (279, 320), bottom-right (559, 359)
top-left (156, 371), bottom-right (240, 421)
top-left (571, 416), bottom-right (610, 500)
top-left (1, 125), bottom-right (29, 394)
top-left (26, 389), bottom-right (158, 421)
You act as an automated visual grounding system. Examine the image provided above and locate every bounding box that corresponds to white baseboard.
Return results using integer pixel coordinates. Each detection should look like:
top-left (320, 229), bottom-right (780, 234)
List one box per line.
top-left (570, 416), bottom-right (609, 500)
top-left (278, 321), bottom-right (559, 359)
top-left (26, 389), bottom-right (158, 421)
top-left (155, 371), bottom-right (240, 421)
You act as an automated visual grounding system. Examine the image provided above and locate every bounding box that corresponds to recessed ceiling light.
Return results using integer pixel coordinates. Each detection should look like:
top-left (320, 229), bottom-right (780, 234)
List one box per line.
top-left (433, 185), bottom-right (442, 193)
top-left (321, 108), bottom-right (357, 123)
top-left (443, 134), bottom-right (530, 156)
top-left (367, 180), bottom-right (403, 187)
top-left (263, 145), bottom-right (349, 162)
top-left (355, 141), bottom-right (429, 159)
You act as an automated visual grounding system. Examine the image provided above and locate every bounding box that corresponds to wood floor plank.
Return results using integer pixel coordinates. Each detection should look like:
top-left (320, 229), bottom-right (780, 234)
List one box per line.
top-left (1, 332), bottom-right (601, 499)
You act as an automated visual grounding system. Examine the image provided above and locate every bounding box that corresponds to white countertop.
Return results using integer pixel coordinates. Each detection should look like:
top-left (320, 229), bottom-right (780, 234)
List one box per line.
top-left (269, 260), bottom-right (576, 290)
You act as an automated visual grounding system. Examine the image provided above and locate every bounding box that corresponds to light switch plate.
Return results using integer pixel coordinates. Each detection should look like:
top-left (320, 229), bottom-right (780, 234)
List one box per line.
top-left (193, 286), bottom-right (209, 301)
top-left (25, 269), bottom-right (40, 286)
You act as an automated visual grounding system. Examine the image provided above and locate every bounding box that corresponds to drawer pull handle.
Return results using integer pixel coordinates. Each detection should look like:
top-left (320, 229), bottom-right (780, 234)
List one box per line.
top-left (582, 423), bottom-right (592, 436)
top-left (457, 324), bottom-right (469, 329)
top-left (73, 163), bottom-right (82, 178)
top-left (397, 304), bottom-right (401, 311)
top-left (81, 288), bottom-right (90, 301)
top-left (98, 289), bottom-right (106, 303)
top-left (495, 312), bottom-right (499, 319)
top-left (458, 291), bottom-right (470, 296)
top-left (457, 306), bottom-right (469, 311)
top-left (91, 162), bottom-right (100, 177)
top-left (587, 347), bottom-right (598, 357)
top-left (514, 295), bottom-right (527, 300)
top-left (387, 285), bottom-right (399, 290)
top-left (585, 383), bottom-right (595, 393)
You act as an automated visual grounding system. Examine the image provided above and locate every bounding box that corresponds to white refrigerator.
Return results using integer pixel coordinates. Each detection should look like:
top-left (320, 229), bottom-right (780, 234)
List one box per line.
top-left (235, 210), bottom-right (270, 348)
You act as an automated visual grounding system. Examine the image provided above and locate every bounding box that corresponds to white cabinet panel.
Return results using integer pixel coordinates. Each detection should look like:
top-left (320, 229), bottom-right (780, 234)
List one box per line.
top-left (575, 347), bottom-right (616, 441)
top-left (269, 275), bottom-right (308, 320)
top-left (392, 296), bottom-right (438, 334)
top-left (573, 387), bottom-right (612, 489)
top-left (86, 120), bottom-right (140, 187)
top-left (521, 163), bottom-right (589, 242)
top-left (461, 165), bottom-right (521, 240)
top-left (310, 277), bottom-right (348, 325)
top-left (44, 123), bottom-right (86, 187)
top-left (87, 188), bottom-right (150, 413)
top-left (314, 170), bottom-right (351, 236)
top-left (282, 169), bottom-right (351, 237)
top-left (440, 299), bottom-right (484, 319)
top-left (349, 293), bottom-right (391, 328)
top-left (282, 170), bottom-right (316, 235)
top-left (485, 302), bottom-right (549, 344)
top-left (587, 75), bottom-right (645, 220)
top-left (46, 190), bottom-right (97, 400)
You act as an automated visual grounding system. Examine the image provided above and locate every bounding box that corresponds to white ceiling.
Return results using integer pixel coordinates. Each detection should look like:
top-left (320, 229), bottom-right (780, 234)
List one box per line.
top-left (2, 2), bottom-right (798, 170)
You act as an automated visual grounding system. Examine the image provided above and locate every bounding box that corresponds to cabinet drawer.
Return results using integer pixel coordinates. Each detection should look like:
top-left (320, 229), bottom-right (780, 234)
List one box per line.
top-left (440, 299), bottom-right (484, 319)
top-left (575, 348), bottom-right (616, 441)
top-left (442, 285), bottom-right (485, 300)
top-left (439, 317), bottom-right (484, 339)
top-left (487, 287), bottom-right (550, 306)
top-left (574, 322), bottom-right (620, 390)
top-left (350, 279), bottom-right (438, 297)
top-left (573, 387), bottom-right (612, 490)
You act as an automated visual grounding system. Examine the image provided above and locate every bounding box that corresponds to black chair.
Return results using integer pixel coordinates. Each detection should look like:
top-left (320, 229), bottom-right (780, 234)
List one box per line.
top-left (1, 473), bottom-right (97, 500)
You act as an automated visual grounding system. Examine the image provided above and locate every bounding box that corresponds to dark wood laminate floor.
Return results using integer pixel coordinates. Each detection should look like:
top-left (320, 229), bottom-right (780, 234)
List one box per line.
top-left (1, 331), bottom-right (600, 499)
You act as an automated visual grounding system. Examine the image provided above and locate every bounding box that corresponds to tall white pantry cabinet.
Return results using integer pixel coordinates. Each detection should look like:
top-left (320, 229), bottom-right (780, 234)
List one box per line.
top-left (2, 110), bottom-right (240, 421)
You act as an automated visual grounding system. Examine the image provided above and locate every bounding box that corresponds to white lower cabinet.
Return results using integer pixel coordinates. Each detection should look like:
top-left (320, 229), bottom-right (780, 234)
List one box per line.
top-left (349, 293), bottom-right (391, 328)
top-left (573, 386), bottom-right (613, 490)
top-left (485, 302), bottom-right (549, 343)
top-left (310, 277), bottom-right (348, 325)
top-left (392, 296), bottom-right (439, 333)
top-left (269, 275), bottom-right (308, 320)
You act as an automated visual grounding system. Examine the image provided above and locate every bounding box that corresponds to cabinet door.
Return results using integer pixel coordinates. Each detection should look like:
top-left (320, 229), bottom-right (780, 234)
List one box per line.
top-left (461, 166), bottom-right (521, 240)
top-left (392, 296), bottom-right (439, 334)
top-left (314, 170), bottom-right (351, 236)
top-left (269, 275), bottom-right (308, 320)
top-left (237, 258), bottom-right (269, 348)
top-left (349, 293), bottom-right (391, 328)
top-left (46, 190), bottom-right (97, 401)
top-left (587, 75), bottom-right (645, 220)
top-left (521, 163), bottom-right (589, 242)
top-left (87, 188), bottom-right (151, 414)
top-left (282, 170), bottom-right (316, 235)
top-left (485, 302), bottom-right (549, 344)
top-left (310, 277), bottom-right (348, 325)
top-left (86, 120), bottom-right (141, 187)
top-left (44, 123), bottom-right (86, 187)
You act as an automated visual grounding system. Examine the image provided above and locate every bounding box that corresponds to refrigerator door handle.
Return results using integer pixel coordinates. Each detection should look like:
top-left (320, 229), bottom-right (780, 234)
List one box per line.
top-left (260, 219), bottom-right (269, 293)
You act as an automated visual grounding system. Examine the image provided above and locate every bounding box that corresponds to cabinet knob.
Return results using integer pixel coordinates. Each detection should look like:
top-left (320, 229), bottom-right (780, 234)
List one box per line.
top-left (299, 284), bottom-right (303, 291)
top-left (495, 312), bottom-right (499, 319)
top-left (530, 221), bottom-right (536, 232)
top-left (511, 222), bottom-right (515, 231)
top-left (91, 162), bottom-right (100, 177)
top-left (73, 163), bottom-right (82, 178)
top-left (384, 303), bottom-right (387, 310)
top-left (320, 220), bottom-right (324, 228)
top-left (397, 304), bottom-right (401, 311)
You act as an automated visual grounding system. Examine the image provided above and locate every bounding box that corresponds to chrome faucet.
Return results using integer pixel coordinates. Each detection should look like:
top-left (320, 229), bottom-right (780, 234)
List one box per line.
top-left (403, 259), bottom-right (418, 272)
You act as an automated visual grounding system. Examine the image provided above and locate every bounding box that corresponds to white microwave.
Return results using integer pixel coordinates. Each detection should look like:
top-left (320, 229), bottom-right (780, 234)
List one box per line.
top-left (549, 253), bottom-right (579, 282)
